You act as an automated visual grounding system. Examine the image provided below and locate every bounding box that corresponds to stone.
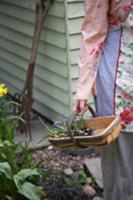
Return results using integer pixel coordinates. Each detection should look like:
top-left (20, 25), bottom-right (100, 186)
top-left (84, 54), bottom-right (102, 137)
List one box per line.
top-left (82, 184), bottom-right (96, 197)
top-left (85, 177), bottom-right (92, 184)
top-left (63, 168), bottom-right (73, 176)
top-left (47, 145), bottom-right (54, 150)
top-left (83, 158), bottom-right (103, 188)
top-left (93, 196), bottom-right (103, 200)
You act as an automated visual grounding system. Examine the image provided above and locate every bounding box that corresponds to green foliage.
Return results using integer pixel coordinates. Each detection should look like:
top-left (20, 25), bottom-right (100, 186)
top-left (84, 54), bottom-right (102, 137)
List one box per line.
top-left (76, 170), bottom-right (87, 184)
top-left (0, 162), bottom-right (12, 179)
top-left (64, 176), bottom-right (80, 188)
top-left (63, 169), bottom-right (87, 188)
top-left (0, 91), bottom-right (42, 200)
top-left (48, 117), bottom-right (84, 138)
top-left (0, 162), bottom-right (42, 200)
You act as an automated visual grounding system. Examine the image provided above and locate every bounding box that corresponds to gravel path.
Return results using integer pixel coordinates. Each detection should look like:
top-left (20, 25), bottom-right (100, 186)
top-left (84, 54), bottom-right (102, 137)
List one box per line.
top-left (33, 145), bottom-right (100, 173)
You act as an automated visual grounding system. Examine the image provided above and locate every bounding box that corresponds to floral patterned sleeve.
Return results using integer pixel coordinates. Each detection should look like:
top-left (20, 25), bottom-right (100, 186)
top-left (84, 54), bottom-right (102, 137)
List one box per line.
top-left (75, 0), bottom-right (109, 100)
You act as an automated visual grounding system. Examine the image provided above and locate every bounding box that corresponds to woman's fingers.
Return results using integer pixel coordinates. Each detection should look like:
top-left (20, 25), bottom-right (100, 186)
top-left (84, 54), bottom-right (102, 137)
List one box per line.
top-left (72, 100), bottom-right (79, 114)
top-left (72, 100), bottom-right (88, 115)
top-left (78, 100), bottom-right (88, 115)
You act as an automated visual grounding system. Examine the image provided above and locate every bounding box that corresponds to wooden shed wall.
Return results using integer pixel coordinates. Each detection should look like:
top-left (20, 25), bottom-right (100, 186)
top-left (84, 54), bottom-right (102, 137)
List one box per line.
top-left (66, 0), bottom-right (84, 101)
top-left (0, 0), bottom-right (84, 121)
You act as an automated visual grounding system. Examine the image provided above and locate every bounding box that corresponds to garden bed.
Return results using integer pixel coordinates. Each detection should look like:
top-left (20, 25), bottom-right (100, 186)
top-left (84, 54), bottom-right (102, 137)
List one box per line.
top-left (33, 146), bottom-right (103, 200)
top-left (0, 89), bottom-right (103, 200)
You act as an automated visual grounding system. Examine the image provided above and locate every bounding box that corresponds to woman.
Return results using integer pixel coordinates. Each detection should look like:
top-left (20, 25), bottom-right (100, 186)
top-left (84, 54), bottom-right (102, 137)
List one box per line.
top-left (73, 1), bottom-right (133, 200)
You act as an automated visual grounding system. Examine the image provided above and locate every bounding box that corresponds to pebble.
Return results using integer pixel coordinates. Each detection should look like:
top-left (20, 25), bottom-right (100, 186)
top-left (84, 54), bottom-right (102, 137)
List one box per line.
top-left (93, 196), bottom-right (103, 200)
top-left (82, 184), bottom-right (97, 197)
top-left (76, 155), bottom-right (82, 161)
top-left (63, 168), bottom-right (74, 176)
top-left (47, 145), bottom-right (54, 150)
top-left (85, 177), bottom-right (92, 184)
top-left (54, 162), bottom-right (60, 167)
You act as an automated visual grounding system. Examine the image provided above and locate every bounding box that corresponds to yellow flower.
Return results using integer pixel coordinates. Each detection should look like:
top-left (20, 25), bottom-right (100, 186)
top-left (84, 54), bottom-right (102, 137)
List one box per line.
top-left (3, 88), bottom-right (8, 95)
top-left (0, 84), bottom-right (8, 97)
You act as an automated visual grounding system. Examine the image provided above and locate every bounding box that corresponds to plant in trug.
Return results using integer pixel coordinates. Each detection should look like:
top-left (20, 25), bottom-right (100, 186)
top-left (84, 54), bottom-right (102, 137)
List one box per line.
top-left (0, 84), bottom-right (43, 200)
top-left (48, 116), bottom-right (93, 140)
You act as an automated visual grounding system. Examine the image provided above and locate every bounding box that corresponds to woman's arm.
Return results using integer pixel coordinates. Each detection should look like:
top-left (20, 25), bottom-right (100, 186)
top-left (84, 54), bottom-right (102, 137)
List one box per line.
top-left (76, 0), bottom-right (109, 100)
top-left (73, 1), bottom-right (109, 115)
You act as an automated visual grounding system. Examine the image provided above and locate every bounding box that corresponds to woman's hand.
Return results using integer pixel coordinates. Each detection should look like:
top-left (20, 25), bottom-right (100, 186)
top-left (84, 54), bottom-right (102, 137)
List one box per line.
top-left (72, 99), bottom-right (88, 115)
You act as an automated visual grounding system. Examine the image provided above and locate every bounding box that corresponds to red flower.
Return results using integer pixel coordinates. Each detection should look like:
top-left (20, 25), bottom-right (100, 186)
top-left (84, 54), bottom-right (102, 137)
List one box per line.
top-left (123, 4), bottom-right (132, 12)
top-left (120, 107), bottom-right (133, 125)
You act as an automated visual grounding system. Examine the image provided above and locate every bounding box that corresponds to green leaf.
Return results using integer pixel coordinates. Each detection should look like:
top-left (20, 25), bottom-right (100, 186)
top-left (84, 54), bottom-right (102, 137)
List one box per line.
top-left (0, 162), bottom-right (12, 179)
top-left (6, 115), bottom-right (25, 124)
top-left (14, 168), bottom-right (41, 191)
top-left (5, 195), bottom-right (13, 200)
top-left (14, 168), bottom-right (40, 182)
top-left (76, 170), bottom-right (87, 183)
top-left (0, 141), bottom-right (3, 147)
top-left (18, 182), bottom-right (41, 200)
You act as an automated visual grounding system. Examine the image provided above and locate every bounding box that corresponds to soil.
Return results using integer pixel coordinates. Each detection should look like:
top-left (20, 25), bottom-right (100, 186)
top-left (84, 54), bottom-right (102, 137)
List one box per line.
top-left (38, 175), bottom-right (91, 200)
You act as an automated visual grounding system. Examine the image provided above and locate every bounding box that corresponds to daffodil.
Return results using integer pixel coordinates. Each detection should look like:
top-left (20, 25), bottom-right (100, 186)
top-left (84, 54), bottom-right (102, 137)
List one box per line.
top-left (0, 84), bottom-right (8, 97)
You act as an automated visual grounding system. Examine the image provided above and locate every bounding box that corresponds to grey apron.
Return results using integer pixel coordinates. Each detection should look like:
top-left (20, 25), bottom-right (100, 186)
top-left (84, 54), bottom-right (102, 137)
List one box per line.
top-left (95, 26), bottom-right (133, 200)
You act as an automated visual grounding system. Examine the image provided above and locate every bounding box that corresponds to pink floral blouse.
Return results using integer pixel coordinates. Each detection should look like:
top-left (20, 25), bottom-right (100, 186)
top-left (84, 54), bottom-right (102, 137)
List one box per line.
top-left (75, 0), bottom-right (133, 100)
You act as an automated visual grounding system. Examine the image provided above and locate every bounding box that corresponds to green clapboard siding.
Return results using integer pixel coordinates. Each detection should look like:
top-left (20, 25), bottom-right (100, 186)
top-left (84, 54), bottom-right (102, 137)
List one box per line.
top-left (0, 0), bottom-right (84, 121)
top-left (66, 0), bottom-right (85, 107)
